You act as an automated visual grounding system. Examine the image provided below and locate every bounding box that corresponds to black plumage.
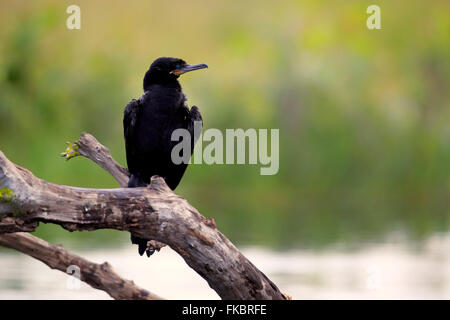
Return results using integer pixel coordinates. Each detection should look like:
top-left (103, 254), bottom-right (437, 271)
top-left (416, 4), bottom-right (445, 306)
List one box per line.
top-left (124, 57), bottom-right (207, 256)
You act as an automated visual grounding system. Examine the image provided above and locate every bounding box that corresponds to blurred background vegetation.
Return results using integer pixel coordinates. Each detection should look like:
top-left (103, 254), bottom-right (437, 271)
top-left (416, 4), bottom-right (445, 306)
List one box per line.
top-left (0, 0), bottom-right (448, 249)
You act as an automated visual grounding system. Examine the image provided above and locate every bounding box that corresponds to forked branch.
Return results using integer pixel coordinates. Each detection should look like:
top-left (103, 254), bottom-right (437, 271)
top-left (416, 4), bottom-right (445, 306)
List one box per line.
top-left (0, 232), bottom-right (163, 300)
top-left (0, 133), bottom-right (286, 300)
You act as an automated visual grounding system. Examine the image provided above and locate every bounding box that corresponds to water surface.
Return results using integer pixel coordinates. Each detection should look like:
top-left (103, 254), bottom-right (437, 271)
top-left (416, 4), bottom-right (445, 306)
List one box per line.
top-left (0, 233), bottom-right (449, 299)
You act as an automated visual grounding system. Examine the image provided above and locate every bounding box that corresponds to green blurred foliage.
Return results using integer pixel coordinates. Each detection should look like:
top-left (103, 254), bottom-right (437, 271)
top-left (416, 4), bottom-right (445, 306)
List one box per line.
top-left (0, 0), bottom-right (448, 249)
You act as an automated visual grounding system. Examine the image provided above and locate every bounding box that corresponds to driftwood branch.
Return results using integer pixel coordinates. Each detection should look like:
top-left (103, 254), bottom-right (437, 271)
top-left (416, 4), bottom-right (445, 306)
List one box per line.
top-left (0, 232), bottom-right (163, 300)
top-left (1, 133), bottom-right (165, 299)
top-left (62, 133), bottom-right (166, 252)
top-left (0, 133), bottom-right (286, 300)
top-left (61, 133), bottom-right (130, 187)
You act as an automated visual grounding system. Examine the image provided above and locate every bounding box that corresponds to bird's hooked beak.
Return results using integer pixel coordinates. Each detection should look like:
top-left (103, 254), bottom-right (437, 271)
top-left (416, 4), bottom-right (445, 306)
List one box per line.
top-left (171, 63), bottom-right (208, 76)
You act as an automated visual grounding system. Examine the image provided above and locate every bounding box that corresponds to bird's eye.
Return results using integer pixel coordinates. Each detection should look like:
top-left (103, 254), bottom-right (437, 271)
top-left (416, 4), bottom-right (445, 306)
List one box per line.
top-left (176, 64), bottom-right (181, 69)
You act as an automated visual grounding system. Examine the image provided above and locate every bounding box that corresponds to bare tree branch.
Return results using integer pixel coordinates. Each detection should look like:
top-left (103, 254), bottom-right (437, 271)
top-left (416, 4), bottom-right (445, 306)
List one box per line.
top-left (61, 132), bottom-right (166, 251)
top-left (0, 133), bottom-right (165, 300)
top-left (0, 134), bottom-right (287, 300)
top-left (61, 133), bottom-right (130, 187)
top-left (0, 232), bottom-right (163, 300)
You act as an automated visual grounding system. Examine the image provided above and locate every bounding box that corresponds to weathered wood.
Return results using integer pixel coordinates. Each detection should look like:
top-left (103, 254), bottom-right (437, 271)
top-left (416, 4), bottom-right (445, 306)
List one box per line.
top-left (0, 232), bottom-right (163, 300)
top-left (1, 134), bottom-right (165, 299)
top-left (0, 134), bottom-right (287, 300)
top-left (61, 133), bottom-right (130, 187)
top-left (61, 132), bottom-right (166, 251)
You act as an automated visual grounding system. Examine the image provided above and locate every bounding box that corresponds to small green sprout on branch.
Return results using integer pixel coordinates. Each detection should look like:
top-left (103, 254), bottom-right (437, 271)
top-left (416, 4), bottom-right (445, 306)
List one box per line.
top-left (61, 141), bottom-right (80, 160)
top-left (0, 187), bottom-right (15, 203)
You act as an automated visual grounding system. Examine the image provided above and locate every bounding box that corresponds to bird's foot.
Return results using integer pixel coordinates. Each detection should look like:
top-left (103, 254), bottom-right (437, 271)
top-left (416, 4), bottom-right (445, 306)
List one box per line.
top-left (130, 235), bottom-right (163, 258)
top-left (144, 248), bottom-right (155, 257)
top-left (60, 141), bottom-right (80, 160)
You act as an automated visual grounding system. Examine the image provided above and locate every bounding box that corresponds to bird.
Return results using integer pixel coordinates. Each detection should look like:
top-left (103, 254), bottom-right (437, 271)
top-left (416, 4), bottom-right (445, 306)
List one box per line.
top-left (123, 57), bottom-right (207, 257)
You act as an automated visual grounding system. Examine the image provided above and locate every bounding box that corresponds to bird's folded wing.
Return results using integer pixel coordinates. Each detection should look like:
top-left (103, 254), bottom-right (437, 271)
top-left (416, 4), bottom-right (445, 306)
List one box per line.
top-left (123, 98), bottom-right (142, 174)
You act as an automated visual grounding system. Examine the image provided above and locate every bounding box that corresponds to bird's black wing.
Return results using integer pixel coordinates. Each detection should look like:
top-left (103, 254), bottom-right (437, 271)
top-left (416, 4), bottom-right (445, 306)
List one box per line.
top-left (123, 98), bottom-right (142, 174)
top-left (186, 105), bottom-right (203, 153)
top-left (164, 105), bottom-right (203, 190)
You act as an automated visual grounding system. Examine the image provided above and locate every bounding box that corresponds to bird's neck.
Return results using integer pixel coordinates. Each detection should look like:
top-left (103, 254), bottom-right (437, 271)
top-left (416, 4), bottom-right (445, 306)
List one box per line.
top-left (143, 71), bottom-right (181, 92)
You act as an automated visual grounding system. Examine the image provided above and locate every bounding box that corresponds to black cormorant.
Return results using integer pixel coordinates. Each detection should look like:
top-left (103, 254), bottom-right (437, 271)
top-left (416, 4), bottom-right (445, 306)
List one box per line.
top-left (123, 57), bottom-right (207, 256)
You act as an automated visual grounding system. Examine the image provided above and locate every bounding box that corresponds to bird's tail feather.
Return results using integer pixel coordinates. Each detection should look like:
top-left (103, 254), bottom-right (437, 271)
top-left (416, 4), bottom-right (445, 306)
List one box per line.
top-left (128, 173), bottom-right (154, 257)
top-left (128, 173), bottom-right (148, 187)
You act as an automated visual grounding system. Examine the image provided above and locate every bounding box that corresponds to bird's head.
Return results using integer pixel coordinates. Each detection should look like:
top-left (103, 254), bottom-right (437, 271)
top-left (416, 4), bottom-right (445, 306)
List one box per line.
top-left (143, 57), bottom-right (208, 91)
